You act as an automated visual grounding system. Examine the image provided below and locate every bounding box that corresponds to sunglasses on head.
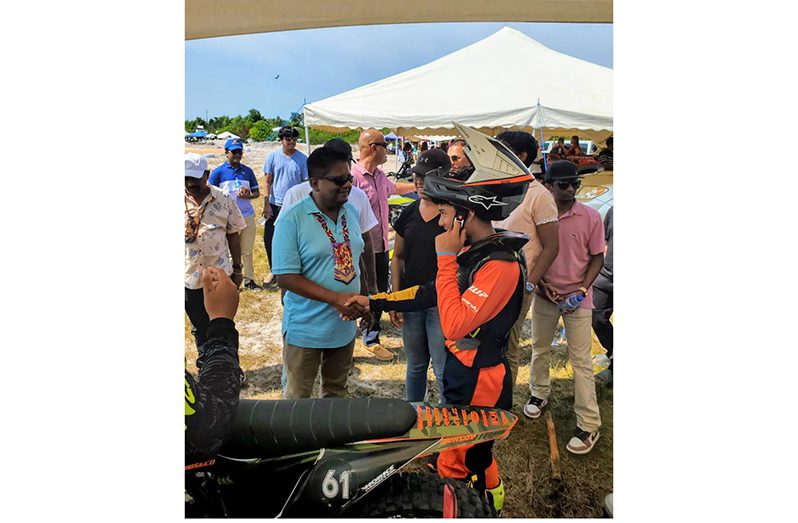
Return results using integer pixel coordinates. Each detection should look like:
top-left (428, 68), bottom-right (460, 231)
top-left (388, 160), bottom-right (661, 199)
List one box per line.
top-left (370, 141), bottom-right (388, 148)
top-left (556, 179), bottom-right (582, 190)
top-left (320, 174), bottom-right (354, 186)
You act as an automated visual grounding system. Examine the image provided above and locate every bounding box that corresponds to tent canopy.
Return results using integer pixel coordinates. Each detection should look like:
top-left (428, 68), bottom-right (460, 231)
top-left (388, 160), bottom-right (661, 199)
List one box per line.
top-left (304, 27), bottom-right (612, 140)
top-left (186, 0), bottom-right (613, 40)
top-left (217, 131), bottom-right (241, 139)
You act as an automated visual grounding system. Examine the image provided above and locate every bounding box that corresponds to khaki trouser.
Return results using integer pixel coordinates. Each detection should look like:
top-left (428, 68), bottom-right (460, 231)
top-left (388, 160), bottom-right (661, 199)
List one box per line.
top-left (241, 214), bottom-right (257, 282)
top-left (506, 289), bottom-right (535, 386)
top-left (283, 337), bottom-right (355, 399)
top-left (529, 295), bottom-right (601, 432)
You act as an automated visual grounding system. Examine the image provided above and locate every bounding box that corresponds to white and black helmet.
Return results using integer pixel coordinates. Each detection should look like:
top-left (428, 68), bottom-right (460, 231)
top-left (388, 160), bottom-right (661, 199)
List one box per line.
top-left (423, 122), bottom-right (533, 221)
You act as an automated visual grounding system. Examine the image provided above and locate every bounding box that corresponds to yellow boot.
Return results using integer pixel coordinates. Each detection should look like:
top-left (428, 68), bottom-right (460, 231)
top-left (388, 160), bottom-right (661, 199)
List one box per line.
top-left (486, 480), bottom-right (505, 514)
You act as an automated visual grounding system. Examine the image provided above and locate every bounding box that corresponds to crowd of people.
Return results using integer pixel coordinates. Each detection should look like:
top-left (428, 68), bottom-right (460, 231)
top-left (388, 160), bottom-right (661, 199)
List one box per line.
top-left (184, 125), bottom-right (614, 512)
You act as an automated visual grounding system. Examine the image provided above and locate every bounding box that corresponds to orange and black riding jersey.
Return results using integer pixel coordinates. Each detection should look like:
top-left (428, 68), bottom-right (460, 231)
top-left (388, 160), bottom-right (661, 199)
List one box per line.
top-left (369, 230), bottom-right (528, 373)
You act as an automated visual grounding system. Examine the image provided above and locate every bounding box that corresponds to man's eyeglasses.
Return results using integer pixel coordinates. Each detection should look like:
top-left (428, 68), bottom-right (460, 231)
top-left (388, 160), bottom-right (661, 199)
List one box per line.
top-left (282, 136), bottom-right (298, 141)
top-left (369, 142), bottom-right (388, 148)
top-left (449, 155), bottom-right (462, 162)
top-left (556, 180), bottom-right (582, 190)
top-left (320, 174), bottom-right (354, 186)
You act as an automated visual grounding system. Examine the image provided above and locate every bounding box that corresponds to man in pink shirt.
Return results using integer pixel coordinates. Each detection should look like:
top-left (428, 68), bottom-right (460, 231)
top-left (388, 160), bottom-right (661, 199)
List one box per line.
top-left (351, 129), bottom-right (415, 361)
top-left (523, 161), bottom-right (605, 456)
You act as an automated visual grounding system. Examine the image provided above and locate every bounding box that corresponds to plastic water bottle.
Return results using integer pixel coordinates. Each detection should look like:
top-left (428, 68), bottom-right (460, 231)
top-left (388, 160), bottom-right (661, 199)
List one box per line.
top-left (558, 293), bottom-right (584, 312)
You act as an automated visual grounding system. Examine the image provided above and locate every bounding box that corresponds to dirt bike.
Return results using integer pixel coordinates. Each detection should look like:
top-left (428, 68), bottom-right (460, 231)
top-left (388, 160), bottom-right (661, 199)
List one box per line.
top-left (185, 397), bottom-right (517, 518)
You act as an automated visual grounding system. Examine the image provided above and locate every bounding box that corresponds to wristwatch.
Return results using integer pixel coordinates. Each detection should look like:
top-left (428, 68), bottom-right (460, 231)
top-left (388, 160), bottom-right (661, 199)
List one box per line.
top-left (525, 282), bottom-right (536, 293)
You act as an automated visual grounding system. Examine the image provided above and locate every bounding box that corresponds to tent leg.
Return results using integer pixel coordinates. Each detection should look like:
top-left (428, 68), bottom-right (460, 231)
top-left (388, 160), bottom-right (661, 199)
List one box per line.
top-left (538, 127), bottom-right (547, 175)
top-left (304, 123), bottom-right (311, 155)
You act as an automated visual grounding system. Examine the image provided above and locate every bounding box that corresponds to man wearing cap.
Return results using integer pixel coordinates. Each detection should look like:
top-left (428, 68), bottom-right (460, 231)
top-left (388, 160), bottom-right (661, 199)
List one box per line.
top-left (209, 139), bottom-right (262, 291)
top-left (351, 129), bottom-right (416, 361)
top-left (389, 148), bottom-right (451, 403)
top-left (185, 152), bottom-right (246, 374)
top-left (523, 160), bottom-right (605, 455)
top-left (261, 126), bottom-right (309, 286)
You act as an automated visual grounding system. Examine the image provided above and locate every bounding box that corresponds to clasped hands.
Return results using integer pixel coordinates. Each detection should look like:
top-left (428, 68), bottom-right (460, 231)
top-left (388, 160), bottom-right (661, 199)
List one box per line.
top-left (335, 293), bottom-right (372, 326)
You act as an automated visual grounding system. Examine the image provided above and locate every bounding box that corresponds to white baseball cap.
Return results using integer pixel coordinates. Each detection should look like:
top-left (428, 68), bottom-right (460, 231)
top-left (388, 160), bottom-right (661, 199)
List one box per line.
top-left (185, 153), bottom-right (208, 179)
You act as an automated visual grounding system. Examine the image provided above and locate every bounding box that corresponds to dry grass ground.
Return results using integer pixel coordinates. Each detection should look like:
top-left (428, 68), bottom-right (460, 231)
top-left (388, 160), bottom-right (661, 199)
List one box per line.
top-left (184, 142), bottom-right (613, 517)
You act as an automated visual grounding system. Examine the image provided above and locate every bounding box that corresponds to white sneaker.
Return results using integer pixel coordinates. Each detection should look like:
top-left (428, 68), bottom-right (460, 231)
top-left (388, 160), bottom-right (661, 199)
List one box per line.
top-left (566, 427), bottom-right (600, 455)
top-left (522, 395), bottom-right (548, 419)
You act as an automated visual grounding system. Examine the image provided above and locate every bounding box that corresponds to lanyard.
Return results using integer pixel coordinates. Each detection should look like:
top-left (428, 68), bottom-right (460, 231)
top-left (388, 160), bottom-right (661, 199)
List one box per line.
top-left (311, 212), bottom-right (356, 284)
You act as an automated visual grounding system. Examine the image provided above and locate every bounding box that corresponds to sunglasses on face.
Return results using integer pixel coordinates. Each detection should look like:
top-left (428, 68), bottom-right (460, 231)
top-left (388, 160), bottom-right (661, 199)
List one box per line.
top-left (320, 174), bottom-right (354, 186)
top-left (370, 142), bottom-right (388, 148)
top-left (556, 180), bottom-right (582, 190)
top-left (227, 150), bottom-right (243, 155)
top-left (282, 136), bottom-right (298, 141)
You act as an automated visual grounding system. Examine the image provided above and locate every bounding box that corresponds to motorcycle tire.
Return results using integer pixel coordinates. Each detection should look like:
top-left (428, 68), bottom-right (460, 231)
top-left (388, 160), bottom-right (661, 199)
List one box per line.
top-left (347, 472), bottom-right (498, 518)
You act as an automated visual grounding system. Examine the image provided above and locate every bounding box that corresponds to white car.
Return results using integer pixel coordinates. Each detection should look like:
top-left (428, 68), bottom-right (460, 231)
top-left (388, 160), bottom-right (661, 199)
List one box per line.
top-left (541, 139), bottom-right (599, 156)
top-left (576, 169), bottom-right (613, 220)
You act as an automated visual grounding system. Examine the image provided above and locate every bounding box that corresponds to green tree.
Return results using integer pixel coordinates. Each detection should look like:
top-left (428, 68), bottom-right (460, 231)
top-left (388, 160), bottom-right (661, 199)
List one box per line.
top-left (247, 108), bottom-right (263, 124)
top-left (248, 120), bottom-right (273, 142)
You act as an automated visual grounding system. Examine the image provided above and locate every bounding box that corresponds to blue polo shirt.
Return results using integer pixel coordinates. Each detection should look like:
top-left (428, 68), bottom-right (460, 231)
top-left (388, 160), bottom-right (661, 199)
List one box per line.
top-left (272, 196), bottom-right (364, 348)
top-left (263, 149), bottom-right (308, 206)
top-left (209, 162), bottom-right (259, 217)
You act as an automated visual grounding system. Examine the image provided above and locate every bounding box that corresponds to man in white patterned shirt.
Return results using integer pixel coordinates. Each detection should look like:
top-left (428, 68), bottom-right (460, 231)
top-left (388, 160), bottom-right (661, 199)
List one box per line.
top-left (185, 153), bottom-right (246, 374)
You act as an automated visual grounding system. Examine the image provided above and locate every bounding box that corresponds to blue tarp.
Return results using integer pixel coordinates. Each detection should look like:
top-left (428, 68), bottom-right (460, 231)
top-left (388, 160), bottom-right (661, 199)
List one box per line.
top-left (385, 132), bottom-right (399, 140)
top-left (187, 130), bottom-right (208, 138)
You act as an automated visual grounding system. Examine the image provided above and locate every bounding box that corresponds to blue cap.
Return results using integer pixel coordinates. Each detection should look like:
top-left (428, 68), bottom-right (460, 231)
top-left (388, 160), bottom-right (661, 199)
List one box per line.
top-left (225, 139), bottom-right (244, 151)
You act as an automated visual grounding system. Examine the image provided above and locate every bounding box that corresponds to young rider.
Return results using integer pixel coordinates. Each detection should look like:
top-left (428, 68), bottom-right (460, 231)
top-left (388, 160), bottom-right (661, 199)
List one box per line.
top-left (345, 124), bottom-right (533, 512)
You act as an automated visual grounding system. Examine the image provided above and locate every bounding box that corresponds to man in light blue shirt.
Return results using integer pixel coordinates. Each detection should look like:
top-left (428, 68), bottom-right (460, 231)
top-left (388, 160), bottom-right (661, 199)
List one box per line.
top-left (209, 138), bottom-right (261, 291)
top-left (272, 145), bottom-right (370, 399)
top-left (261, 126), bottom-right (308, 286)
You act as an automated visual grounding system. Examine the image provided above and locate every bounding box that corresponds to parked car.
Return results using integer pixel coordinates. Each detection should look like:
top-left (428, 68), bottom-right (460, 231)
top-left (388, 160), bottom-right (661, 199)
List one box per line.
top-left (541, 139), bottom-right (599, 156)
top-left (576, 169), bottom-right (613, 219)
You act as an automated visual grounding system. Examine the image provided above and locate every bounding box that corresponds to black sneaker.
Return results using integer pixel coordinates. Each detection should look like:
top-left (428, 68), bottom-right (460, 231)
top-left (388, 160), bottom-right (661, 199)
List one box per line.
top-left (522, 395), bottom-right (548, 419)
top-left (243, 280), bottom-right (263, 292)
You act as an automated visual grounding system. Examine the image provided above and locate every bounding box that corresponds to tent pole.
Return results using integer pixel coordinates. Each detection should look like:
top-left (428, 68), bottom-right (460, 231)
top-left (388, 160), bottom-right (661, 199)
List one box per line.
top-left (537, 99), bottom-right (547, 173)
top-left (302, 101), bottom-right (311, 155)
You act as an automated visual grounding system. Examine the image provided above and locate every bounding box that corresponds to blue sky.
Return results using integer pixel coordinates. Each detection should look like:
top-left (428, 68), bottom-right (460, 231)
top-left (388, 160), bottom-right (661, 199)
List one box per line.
top-left (185, 22), bottom-right (612, 121)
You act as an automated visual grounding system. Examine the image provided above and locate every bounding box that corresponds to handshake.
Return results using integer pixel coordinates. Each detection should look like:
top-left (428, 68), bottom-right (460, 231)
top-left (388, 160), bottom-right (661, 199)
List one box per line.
top-left (335, 293), bottom-right (371, 326)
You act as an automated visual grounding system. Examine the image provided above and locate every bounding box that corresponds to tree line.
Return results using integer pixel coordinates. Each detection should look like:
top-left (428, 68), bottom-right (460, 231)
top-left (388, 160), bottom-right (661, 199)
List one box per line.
top-left (185, 108), bottom-right (362, 144)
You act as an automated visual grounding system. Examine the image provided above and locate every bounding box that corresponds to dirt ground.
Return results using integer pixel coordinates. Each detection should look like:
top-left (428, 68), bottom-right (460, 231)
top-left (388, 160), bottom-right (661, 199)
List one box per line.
top-left (184, 142), bottom-right (613, 517)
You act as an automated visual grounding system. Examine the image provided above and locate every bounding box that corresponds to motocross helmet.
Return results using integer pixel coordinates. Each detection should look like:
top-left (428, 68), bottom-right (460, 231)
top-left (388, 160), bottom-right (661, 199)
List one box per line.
top-left (423, 122), bottom-right (532, 221)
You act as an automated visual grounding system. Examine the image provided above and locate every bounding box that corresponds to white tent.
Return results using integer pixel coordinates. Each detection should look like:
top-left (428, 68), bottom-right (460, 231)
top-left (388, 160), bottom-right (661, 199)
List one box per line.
top-left (217, 131), bottom-right (241, 140)
top-left (304, 27), bottom-right (612, 141)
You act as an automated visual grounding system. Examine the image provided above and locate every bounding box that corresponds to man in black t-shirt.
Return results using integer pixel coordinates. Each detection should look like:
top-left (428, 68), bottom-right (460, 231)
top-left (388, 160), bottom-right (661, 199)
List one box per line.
top-left (390, 149), bottom-right (452, 403)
